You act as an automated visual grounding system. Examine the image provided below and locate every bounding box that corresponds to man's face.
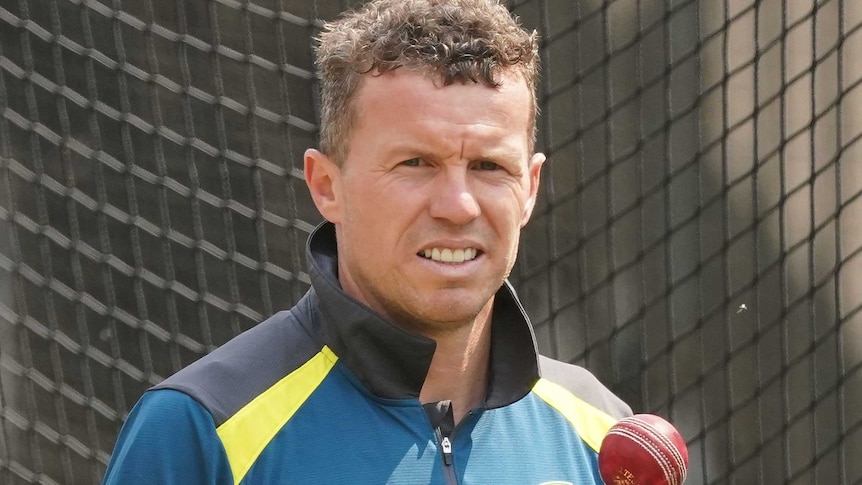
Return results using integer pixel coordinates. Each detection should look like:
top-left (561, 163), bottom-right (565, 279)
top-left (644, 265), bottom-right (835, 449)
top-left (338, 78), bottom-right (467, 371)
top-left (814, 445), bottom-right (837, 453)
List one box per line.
top-left (307, 69), bottom-right (544, 336)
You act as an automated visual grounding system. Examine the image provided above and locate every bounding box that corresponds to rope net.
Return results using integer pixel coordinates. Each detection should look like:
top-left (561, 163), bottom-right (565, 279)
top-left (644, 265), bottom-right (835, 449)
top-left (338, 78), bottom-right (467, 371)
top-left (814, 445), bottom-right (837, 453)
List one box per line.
top-left (0, 0), bottom-right (860, 483)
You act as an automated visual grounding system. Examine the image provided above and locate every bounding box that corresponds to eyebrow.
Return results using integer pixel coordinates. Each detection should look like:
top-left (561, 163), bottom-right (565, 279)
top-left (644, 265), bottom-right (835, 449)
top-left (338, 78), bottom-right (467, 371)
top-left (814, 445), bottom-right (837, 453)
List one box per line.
top-left (379, 124), bottom-right (530, 167)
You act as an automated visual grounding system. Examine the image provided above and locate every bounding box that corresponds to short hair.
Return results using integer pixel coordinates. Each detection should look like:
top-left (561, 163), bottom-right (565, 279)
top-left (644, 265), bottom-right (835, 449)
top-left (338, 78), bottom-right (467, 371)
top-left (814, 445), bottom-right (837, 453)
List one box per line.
top-left (313, 0), bottom-right (540, 165)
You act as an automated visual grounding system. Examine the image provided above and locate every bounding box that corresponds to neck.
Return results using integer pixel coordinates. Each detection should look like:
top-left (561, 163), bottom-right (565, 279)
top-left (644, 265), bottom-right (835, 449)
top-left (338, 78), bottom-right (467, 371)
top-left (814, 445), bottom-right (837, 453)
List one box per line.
top-left (419, 301), bottom-right (494, 424)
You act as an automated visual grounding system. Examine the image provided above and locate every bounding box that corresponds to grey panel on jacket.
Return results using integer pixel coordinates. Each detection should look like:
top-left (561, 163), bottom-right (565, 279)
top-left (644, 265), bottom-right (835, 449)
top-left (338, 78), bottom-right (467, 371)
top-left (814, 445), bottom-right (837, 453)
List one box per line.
top-left (538, 355), bottom-right (632, 420)
top-left (152, 292), bottom-right (323, 426)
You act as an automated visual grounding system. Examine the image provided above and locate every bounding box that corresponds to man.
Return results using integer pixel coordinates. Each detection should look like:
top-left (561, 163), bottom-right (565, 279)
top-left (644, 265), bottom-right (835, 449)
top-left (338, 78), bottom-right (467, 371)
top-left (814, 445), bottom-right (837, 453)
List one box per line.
top-left (101, 0), bottom-right (631, 483)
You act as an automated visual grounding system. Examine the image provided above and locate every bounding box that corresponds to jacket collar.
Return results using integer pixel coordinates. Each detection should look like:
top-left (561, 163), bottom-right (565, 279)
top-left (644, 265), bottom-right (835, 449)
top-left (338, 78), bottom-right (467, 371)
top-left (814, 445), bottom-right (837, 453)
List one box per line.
top-left (306, 222), bottom-right (540, 408)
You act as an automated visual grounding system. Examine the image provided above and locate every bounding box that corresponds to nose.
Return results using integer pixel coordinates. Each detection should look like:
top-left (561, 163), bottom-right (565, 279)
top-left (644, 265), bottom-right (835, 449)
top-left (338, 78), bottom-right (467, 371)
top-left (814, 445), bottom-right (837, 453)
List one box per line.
top-left (428, 167), bottom-right (481, 225)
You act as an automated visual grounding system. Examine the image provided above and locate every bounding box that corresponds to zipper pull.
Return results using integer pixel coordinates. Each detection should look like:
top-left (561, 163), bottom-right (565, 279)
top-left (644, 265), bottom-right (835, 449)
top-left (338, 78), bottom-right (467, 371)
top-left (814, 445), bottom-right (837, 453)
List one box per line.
top-left (441, 436), bottom-right (453, 466)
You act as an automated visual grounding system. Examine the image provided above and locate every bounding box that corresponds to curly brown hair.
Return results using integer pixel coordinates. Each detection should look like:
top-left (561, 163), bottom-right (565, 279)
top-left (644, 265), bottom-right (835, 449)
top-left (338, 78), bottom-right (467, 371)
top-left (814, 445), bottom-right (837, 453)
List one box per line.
top-left (314, 0), bottom-right (540, 164)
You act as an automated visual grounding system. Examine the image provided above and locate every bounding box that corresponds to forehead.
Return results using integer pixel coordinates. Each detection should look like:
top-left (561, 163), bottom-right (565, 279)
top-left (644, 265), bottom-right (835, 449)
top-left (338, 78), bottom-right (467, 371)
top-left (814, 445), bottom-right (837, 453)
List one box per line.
top-left (351, 69), bottom-right (534, 150)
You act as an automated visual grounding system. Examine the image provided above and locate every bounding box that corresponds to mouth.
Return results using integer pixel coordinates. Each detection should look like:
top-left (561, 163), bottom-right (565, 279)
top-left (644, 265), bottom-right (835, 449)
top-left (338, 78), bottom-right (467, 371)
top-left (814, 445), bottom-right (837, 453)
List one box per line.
top-left (418, 247), bottom-right (481, 264)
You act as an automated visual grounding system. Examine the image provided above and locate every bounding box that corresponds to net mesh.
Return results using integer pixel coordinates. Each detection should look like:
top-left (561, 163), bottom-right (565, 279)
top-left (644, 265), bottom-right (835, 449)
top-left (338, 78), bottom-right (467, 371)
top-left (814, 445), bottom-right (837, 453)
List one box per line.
top-left (1, 0), bottom-right (861, 483)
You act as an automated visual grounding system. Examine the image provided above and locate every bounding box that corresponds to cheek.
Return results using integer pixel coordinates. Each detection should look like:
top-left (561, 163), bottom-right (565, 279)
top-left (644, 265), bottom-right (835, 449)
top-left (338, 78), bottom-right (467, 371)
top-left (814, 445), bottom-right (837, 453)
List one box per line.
top-left (341, 184), bottom-right (407, 237)
top-left (492, 185), bottom-right (532, 224)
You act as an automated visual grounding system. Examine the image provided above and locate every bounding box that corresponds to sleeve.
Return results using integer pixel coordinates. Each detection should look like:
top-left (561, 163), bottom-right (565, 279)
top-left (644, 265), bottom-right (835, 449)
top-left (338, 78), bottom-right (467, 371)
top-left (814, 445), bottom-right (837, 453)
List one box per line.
top-left (101, 389), bottom-right (234, 485)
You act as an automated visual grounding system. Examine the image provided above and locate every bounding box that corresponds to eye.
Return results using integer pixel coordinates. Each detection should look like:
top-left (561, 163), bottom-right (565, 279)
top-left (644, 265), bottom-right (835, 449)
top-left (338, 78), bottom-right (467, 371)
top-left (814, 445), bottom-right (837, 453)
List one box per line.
top-left (475, 161), bottom-right (501, 171)
top-left (400, 157), bottom-right (422, 167)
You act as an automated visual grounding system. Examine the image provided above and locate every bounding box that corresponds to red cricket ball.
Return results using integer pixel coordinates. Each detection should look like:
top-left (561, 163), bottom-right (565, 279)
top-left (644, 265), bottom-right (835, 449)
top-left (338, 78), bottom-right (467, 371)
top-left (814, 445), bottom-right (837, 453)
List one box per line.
top-left (598, 413), bottom-right (689, 485)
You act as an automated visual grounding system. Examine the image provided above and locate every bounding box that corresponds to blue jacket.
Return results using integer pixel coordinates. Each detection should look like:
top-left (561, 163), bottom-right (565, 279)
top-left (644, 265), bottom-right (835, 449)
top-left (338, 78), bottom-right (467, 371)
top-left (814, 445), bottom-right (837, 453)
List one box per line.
top-left (102, 222), bottom-right (632, 484)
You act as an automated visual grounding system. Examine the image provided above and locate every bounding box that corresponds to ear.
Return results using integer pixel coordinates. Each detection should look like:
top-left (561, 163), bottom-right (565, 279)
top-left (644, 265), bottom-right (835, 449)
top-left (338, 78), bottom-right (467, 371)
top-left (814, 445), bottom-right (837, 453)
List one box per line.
top-left (304, 148), bottom-right (343, 223)
top-left (520, 152), bottom-right (546, 227)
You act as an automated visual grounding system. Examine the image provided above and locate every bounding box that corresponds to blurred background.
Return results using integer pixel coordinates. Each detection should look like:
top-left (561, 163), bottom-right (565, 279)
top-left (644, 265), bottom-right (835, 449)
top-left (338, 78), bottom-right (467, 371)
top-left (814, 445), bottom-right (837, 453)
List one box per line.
top-left (0, 0), bottom-right (860, 483)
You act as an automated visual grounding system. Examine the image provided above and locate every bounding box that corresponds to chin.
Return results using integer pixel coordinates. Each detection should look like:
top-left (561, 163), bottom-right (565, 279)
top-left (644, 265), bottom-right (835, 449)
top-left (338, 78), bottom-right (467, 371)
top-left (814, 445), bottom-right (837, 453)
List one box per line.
top-left (411, 300), bottom-right (488, 328)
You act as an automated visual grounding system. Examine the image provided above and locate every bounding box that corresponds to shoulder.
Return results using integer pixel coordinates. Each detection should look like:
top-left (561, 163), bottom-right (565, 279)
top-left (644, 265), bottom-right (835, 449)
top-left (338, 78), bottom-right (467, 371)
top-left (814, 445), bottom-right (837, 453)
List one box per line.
top-left (155, 299), bottom-right (325, 425)
top-left (102, 389), bottom-right (233, 484)
top-left (530, 356), bottom-right (632, 453)
top-left (537, 355), bottom-right (632, 420)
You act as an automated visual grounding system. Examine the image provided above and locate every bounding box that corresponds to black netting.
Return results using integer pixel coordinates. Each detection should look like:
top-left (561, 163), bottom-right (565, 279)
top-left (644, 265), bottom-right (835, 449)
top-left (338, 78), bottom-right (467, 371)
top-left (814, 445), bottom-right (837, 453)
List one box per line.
top-left (1, 1), bottom-right (861, 484)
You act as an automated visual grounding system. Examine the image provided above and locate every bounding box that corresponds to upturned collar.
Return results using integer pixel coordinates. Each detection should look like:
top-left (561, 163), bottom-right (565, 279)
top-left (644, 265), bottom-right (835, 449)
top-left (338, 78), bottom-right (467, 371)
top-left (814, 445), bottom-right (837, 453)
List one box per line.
top-left (306, 222), bottom-right (540, 408)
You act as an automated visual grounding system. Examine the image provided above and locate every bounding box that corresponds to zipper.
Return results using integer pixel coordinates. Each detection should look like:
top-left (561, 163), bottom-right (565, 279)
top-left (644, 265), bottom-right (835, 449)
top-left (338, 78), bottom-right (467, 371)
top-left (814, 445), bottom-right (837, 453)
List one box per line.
top-left (434, 426), bottom-right (458, 485)
top-left (440, 435), bottom-right (453, 466)
top-left (425, 400), bottom-right (468, 485)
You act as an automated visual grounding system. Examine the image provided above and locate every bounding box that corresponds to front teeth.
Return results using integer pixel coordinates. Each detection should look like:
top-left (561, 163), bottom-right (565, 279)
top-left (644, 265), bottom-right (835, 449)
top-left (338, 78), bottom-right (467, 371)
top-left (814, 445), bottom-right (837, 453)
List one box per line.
top-left (421, 248), bottom-right (478, 263)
